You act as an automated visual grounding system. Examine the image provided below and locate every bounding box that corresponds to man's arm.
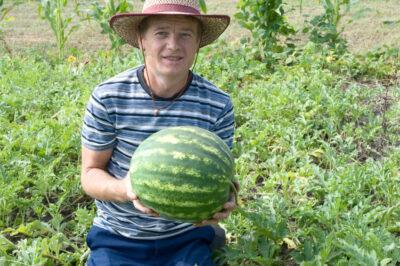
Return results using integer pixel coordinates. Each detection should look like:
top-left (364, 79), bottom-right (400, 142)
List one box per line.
top-left (80, 146), bottom-right (158, 215)
top-left (80, 146), bottom-right (128, 202)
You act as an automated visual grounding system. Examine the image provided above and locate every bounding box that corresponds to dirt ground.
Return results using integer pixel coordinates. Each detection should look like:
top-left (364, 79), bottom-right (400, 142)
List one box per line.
top-left (3, 0), bottom-right (400, 54)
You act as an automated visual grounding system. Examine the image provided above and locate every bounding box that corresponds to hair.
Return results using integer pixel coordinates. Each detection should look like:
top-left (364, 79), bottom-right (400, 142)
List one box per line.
top-left (137, 15), bottom-right (203, 41)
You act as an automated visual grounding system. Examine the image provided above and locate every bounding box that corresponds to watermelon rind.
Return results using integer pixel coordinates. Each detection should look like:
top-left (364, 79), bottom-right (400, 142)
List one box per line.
top-left (129, 126), bottom-right (236, 223)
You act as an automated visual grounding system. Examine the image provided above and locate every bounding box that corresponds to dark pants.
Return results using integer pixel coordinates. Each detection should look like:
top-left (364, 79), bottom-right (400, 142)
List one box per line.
top-left (86, 225), bottom-right (217, 266)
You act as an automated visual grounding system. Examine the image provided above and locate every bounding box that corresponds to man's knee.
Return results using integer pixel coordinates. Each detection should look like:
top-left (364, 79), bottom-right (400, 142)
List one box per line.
top-left (209, 224), bottom-right (226, 251)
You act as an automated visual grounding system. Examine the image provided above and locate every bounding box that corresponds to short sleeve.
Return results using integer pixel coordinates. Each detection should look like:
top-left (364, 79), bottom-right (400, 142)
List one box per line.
top-left (81, 89), bottom-right (116, 151)
top-left (211, 98), bottom-right (234, 149)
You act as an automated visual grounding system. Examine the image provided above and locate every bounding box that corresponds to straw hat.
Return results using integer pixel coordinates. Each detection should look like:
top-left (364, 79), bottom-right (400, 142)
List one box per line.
top-left (109, 0), bottom-right (230, 48)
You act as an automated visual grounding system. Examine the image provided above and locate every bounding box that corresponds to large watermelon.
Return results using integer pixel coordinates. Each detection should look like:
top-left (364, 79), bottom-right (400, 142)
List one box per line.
top-left (129, 126), bottom-right (236, 223)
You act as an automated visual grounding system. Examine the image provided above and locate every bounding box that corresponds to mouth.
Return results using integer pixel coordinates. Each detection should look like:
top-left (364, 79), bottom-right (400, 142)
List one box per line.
top-left (162, 56), bottom-right (183, 62)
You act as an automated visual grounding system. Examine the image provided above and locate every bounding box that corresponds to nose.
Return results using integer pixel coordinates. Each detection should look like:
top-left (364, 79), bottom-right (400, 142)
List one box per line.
top-left (166, 34), bottom-right (180, 50)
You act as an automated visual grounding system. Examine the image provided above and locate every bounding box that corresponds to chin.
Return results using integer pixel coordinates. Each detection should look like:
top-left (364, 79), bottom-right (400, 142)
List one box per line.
top-left (161, 67), bottom-right (190, 76)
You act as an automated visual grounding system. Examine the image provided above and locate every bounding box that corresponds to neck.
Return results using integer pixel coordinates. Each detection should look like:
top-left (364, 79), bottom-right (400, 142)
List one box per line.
top-left (144, 68), bottom-right (189, 98)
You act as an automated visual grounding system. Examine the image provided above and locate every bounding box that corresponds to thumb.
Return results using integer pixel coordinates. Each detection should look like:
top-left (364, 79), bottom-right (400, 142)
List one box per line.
top-left (124, 175), bottom-right (138, 201)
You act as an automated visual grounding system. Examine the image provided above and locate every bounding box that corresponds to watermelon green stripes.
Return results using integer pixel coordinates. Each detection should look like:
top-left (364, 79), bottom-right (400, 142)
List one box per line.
top-left (129, 126), bottom-right (236, 222)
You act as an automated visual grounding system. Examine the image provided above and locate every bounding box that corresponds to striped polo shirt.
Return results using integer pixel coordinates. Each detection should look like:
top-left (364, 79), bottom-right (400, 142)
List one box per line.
top-left (81, 65), bottom-right (234, 240)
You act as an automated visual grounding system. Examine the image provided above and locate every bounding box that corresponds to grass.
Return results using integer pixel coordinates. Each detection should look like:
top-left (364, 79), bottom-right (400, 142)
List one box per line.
top-left (1, 0), bottom-right (400, 265)
top-left (1, 37), bottom-right (400, 265)
top-left (3, 0), bottom-right (400, 54)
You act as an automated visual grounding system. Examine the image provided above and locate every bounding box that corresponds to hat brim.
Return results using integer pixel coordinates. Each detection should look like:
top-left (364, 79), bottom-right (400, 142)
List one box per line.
top-left (110, 13), bottom-right (230, 48)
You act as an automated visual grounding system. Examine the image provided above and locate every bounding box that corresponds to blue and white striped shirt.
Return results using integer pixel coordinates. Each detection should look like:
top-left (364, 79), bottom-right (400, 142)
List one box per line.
top-left (81, 65), bottom-right (234, 239)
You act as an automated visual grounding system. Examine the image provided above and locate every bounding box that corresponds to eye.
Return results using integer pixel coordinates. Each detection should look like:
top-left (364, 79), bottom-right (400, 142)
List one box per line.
top-left (155, 31), bottom-right (168, 38)
top-left (180, 32), bottom-right (193, 39)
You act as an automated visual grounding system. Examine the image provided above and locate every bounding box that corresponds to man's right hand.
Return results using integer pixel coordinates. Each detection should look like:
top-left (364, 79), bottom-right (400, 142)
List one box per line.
top-left (123, 174), bottom-right (159, 217)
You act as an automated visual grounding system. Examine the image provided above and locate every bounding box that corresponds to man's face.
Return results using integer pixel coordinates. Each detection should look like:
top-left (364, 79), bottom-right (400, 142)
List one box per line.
top-left (139, 16), bottom-right (200, 78)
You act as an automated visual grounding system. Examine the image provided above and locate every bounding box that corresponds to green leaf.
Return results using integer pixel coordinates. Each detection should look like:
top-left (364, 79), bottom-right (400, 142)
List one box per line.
top-left (383, 20), bottom-right (400, 26)
top-left (0, 234), bottom-right (14, 253)
top-left (3, 221), bottom-right (54, 237)
top-left (380, 258), bottom-right (392, 265)
top-left (199, 0), bottom-right (207, 14)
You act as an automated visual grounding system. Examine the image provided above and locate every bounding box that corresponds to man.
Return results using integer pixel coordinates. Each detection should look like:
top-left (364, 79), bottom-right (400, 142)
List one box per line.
top-left (80, 0), bottom-right (238, 265)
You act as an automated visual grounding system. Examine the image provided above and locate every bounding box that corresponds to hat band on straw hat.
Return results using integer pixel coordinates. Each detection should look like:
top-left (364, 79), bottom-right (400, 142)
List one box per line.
top-left (110, 0), bottom-right (230, 48)
top-left (143, 4), bottom-right (200, 14)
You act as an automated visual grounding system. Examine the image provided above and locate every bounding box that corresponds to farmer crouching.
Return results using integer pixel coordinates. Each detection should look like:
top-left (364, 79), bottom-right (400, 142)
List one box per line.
top-left (80, 0), bottom-right (239, 264)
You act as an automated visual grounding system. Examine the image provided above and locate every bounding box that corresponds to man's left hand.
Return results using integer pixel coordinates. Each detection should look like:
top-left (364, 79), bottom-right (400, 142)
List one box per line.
top-left (195, 181), bottom-right (240, 226)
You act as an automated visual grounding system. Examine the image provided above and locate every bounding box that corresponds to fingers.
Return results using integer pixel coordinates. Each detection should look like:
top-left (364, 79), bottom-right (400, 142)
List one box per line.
top-left (223, 193), bottom-right (237, 210)
top-left (233, 180), bottom-right (240, 192)
top-left (195, 203), bottom-right (236, 226)
top-left (213, 210), bottom-right (230, 220)
top-left (132, 199), bottom-right (158, 217)
top-left (127, 190), bottom-right (138, 201)
top-left (230, 181), bottom-right (240, 207)
top-left (124, 175), bottom-right (158, 216)
top-left (224, 200), bottom-right (236, 210)
top-left (194, 182), bottom-right (241, 227)
top-left (123, 176), bottom-right (138, 201)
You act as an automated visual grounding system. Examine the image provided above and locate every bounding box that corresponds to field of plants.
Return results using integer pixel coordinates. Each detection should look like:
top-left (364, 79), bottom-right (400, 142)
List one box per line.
top-left (1, 0), bottom-right (400, 265)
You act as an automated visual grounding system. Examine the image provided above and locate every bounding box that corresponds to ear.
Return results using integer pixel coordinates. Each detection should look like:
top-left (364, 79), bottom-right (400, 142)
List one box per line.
top-left (137, 34), bottom-right (145, 52)
top-left (196, 31), bottom-right (201, 52)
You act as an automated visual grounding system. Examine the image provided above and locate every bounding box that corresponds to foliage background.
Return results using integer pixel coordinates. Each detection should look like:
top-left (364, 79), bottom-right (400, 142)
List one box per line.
top-left (0, 0), bottom-right (400, 265)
